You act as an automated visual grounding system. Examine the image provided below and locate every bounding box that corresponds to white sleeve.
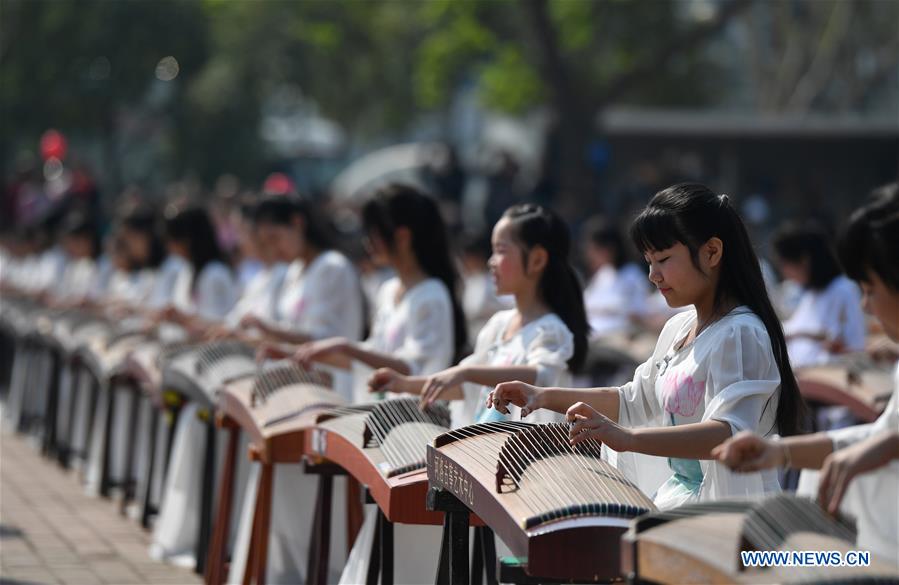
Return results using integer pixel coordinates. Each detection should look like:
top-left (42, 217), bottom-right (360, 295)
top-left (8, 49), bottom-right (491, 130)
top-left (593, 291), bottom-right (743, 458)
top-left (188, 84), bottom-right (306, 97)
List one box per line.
top-left (616, 312), bottom-right (690, 428)
top-left (393, 295), bottom-right (454, 376)
top-left (295, 262), bottom-right (362, 341)
top-left (701, 323), bottom-right (781, 437)
top-left (525, 321), bottom-right (574, 387)
top-left (617, 356), bottom-right (663, 428)
top-left (196, 266), bottom-right (236, 321)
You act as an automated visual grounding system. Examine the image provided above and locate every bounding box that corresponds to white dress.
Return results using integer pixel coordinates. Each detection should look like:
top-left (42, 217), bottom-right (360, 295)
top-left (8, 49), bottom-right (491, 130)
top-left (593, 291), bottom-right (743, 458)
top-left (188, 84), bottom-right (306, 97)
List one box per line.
top-left (613, 307), bottom-right (783, 509)
top-left (147, 255), bottom-right (191, 310)
top-left (783, 276), bottom-right (866, 367)
top-left (151, 261), bottom-right (237, 565)
top-left (339, 277), bottom-right (456, 585)
top-left (228, 251), bottom-right (364, 585)
top-left (796, 363), bottom-right (899, 564)
top-left (584, 263), bottom-right (648, 338)
top-left (224, 262), bottom-right (287, 329)
top-left (453, 309), bottom-right (574, 427)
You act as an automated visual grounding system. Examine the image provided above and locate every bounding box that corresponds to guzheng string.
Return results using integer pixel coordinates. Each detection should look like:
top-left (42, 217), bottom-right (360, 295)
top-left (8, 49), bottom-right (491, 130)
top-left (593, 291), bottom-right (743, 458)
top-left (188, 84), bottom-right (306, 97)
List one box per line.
top-left (437, 422), bottom-right (653, 523)
top-left (252, 361), bottom-right (330, 403)
top-left (316, 397), bottom-right (450, 475)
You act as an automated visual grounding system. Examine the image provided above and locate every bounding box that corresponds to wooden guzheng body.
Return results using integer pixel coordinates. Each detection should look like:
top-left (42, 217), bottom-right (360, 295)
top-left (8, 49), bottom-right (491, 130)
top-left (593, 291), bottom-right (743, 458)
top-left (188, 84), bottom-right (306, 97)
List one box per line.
top-left (306, 396), bottom-right (453, 525)
top-left (427, 421), bottom-right (656, 582)
top-left (218, 362), bottom-right (342, 462)
top-left (622, 494), bottom-right (899, 584)
top-left (161, 340), bottom-right (258, 409)
top-left (207, 362), bottom-right (347, 585)
top-left (797, 362), bottom-right (894, 424)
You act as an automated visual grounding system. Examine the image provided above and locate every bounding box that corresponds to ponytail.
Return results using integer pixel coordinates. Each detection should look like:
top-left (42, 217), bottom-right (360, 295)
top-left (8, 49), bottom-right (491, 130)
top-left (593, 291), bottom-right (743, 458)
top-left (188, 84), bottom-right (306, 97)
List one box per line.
top-left (362, 184), bottom-right (468, 362)
top-left (501, 204), bottom-right (589, 372)
top-left (630, 183), bottom-right (807, 436)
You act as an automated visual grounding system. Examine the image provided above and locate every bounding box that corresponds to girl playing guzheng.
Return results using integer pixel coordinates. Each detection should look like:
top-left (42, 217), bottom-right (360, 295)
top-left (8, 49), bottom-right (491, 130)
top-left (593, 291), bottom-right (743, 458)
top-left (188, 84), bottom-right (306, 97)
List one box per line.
top-left (368, 203), bottom-right (589, 428)
top-left (713, 183), bottom-right (899, 564)
top-left (489, 183), bottom-right (806, 509)
top-left (285, 184), bottom-right (467, 585)
top-left (226, 195), bottom-right (365, 584)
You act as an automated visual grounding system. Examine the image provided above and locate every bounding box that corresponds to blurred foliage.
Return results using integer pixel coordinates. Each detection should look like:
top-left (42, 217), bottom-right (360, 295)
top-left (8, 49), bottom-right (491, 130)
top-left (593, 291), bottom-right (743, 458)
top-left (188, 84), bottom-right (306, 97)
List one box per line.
top-left (3, 0), bottom-right (894, 195)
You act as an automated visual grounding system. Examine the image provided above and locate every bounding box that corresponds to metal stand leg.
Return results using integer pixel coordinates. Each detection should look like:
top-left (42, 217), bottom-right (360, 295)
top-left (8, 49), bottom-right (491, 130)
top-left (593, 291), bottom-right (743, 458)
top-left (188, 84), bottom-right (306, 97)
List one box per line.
top-left (429, 488), bottom-right (471, 585)
top-left (195, 417), bottom-right (217, 575)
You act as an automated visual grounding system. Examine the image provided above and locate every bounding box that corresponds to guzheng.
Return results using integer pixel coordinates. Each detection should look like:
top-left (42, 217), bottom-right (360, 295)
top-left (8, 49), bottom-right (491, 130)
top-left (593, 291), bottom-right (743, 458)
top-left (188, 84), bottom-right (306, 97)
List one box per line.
top-left (160, 340), bottom-right (258, 409)
top-left (218, 361), bottom-right (342, 461)
top-left (427, 421), bottom-right (656, 582)
top-left (622, 494), bottom-right (899, 584)
top-left (305, 396), bottom-right (453, 525)
top-left (207, 362), bottom-right (348, 585)
top-left (797, 362), bottom-right (894, 424)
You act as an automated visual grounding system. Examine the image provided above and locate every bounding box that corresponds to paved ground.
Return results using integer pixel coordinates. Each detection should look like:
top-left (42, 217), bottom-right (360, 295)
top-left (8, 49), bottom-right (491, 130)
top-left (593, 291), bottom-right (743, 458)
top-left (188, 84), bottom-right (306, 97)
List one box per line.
top-left (0, 432), bottom-right (201, 585)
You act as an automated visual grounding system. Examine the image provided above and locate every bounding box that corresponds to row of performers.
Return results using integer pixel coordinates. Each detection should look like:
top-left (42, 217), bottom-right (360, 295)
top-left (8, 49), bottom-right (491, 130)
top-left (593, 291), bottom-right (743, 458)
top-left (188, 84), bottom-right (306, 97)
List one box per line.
top-left (1, 181), bottom-right (897, 583)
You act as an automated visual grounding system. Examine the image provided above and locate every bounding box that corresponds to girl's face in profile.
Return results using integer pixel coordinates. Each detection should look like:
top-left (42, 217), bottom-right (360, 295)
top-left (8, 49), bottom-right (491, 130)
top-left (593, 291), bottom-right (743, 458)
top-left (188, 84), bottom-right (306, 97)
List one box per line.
top-left (363, 230), bottom-right (391, 267)
top-left (860, 271), bottom-right (899, 342)
top-left (255, 222), bottom-right (300, 263)
top-left (778, 256), bottom-right (809, 286)
top-left (644, 242), bottom-right (713, 308)
top-left (489, 217), bottom-right (526, 296)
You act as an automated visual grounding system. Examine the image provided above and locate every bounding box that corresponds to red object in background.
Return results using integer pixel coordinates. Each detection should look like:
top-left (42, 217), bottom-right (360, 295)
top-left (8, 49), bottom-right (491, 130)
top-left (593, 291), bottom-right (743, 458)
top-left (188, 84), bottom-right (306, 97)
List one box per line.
top-left (40, 130), bottom-right (68, 161)
top-left (262, 172), bottom-right (296, 196)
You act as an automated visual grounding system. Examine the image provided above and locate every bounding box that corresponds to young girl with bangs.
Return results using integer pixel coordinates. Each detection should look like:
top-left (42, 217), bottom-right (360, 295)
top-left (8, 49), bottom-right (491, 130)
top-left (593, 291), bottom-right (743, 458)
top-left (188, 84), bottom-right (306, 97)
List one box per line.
top-left (714, 183), bottom-right (899, 564)
top-left (489, 183), bottom-right (806, 509)
top-left (262, 184), bottom-right (466, 585)
top-left (369, 203), bottom-right (589, 428)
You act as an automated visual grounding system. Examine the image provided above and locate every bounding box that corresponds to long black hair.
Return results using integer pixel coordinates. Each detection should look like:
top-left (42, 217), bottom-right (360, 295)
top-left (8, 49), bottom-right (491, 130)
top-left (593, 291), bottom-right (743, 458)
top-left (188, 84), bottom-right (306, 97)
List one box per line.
top-left (629, 183), bottom-right (806, 437)
top-left (163, 204), bottom-right (229, 289)
top-left (501, 204), bottom-right (589, 373)
top-left (582, 215), bottom-right (630, 268)
top-left (253, 195), bottom-right (336, 251)
top-left (118, 203), bottom-right (165, 270)
top-left (772, 222), bottom-right (842, 290)
top-left (838, 182), bottom-right (899, 292)
top-left (61, 210), bottom-right (101, 259)
top-left (362, 184), bottom-right (467, 362)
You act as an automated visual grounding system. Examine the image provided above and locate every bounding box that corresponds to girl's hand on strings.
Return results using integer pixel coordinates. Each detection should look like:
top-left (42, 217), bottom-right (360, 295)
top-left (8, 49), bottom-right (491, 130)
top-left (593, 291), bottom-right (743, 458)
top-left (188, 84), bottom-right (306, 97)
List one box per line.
top-left (256, 342), bottom-right (290, 363)
top-left (566, 402), bottom-right (633, 452)
top-left (711, 431), bottom-right (785, 472)
top-left (292, 337), bottom-right (348, 369)
top-left (369, 368), bottom-right (404, 394)
top-left (420, 366), bottom-right (466, 408)
top-left (817, 431), bottom-right (899, 516)
top-left (488, 381), bottom-right (542, 418)
top-left (239, 314), bottom-right (267, 332)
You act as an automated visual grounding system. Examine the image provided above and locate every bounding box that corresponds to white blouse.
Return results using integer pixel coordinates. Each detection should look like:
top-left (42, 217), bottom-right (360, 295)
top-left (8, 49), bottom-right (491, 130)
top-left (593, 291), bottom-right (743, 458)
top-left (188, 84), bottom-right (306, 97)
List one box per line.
top-left (53, 257), bottom-right (97, 302)
top-left (783, 276), bottom-right (866, 367)
top-left (147, 255), bottom-right (190, 310)
top-left (616, 307), bottom-right (783, 508)
top-left (274, 252), bottom-right (364, 342)
top-left (584, 263), bottom-right (649, 338)
top-left (453, 309), bottom-right (574, 427)
top-left (365, 277), bottom-right (455, 377)
top-left (172, 261), bottom-right (237, 322)
top-left (225, 263), bottom-right (287, 329)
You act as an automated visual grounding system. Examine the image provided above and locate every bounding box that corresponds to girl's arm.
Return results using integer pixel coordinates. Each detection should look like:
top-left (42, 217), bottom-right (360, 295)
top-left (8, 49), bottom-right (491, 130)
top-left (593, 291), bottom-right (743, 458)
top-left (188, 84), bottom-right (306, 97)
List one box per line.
top-left (293, 337), bottom-right (413, 373)
top-left (244, 316), bottom-right (313, 346)
top-left (713, 431), bottom-right (835, 471)
top-left (371, 365), bottom-right (541, 405)
top-left (567, 402), bottom-right (732, 458)
top-left (490, 382), bottom-right (622, 421)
